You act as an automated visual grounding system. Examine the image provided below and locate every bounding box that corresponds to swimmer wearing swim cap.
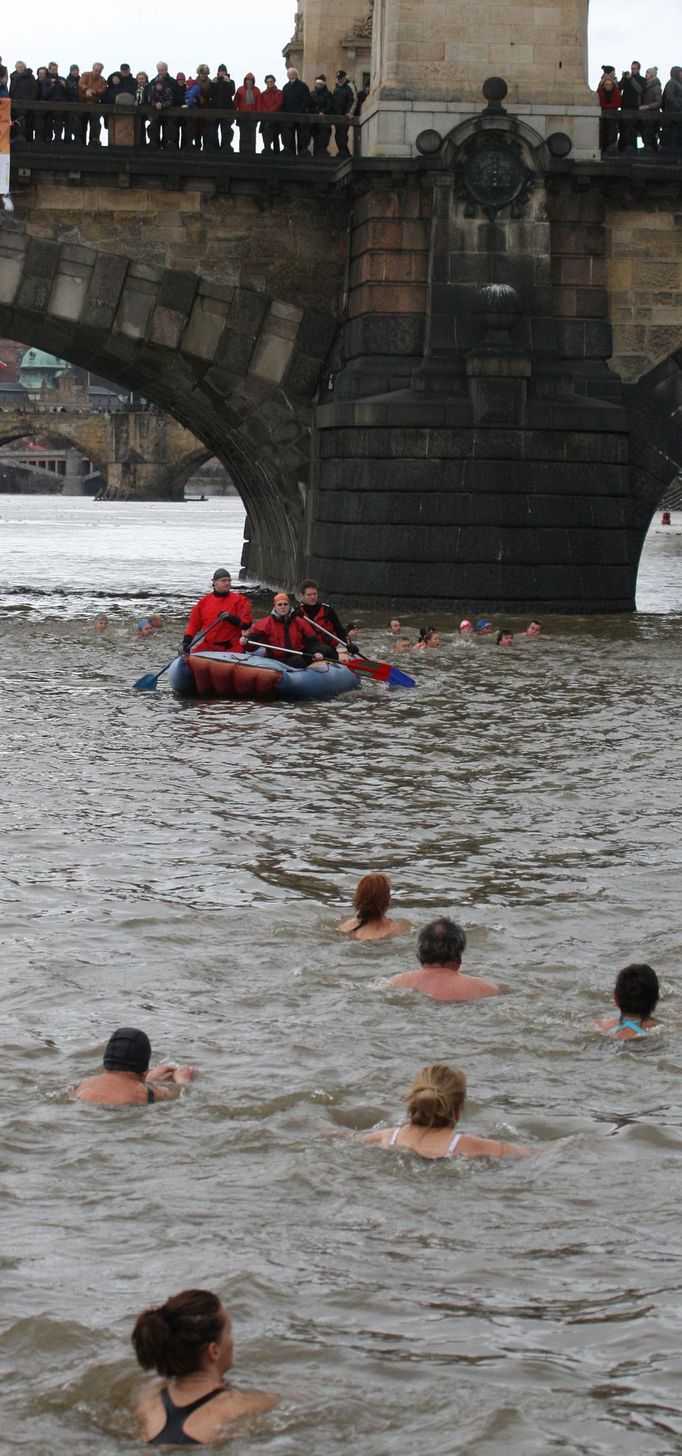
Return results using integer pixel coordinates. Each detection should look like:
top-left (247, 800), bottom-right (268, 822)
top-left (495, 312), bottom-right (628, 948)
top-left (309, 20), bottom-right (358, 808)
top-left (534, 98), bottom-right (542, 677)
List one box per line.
top-left (73, 1027), bottom-right (197, 1106)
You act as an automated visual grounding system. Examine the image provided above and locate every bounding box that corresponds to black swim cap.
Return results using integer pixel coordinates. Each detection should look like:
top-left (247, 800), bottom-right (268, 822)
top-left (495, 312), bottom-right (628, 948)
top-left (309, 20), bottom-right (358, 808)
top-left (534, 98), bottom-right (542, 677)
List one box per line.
top-left (103, 1027), bottom-right (151, 1074)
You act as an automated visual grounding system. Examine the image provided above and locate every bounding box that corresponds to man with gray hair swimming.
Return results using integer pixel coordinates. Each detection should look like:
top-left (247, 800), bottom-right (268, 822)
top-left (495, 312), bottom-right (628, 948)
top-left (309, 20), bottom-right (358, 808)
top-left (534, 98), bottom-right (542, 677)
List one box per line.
top-left (387, 918), bottom-right (502, 1001)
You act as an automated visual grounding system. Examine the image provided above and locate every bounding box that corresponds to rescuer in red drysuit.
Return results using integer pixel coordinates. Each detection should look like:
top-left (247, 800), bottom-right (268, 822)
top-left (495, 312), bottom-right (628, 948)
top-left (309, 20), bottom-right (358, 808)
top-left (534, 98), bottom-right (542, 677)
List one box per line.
top-left (182, 568), bottom-right (252, 653)
top-left (296, 578), bottom-right (349, 657)
top-left (244, 592), bottom-right (328, 666)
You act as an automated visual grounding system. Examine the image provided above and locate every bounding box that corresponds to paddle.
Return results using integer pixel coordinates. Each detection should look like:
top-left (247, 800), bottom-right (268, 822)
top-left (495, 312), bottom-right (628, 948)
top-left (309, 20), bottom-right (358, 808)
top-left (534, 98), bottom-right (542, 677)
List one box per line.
top-left (132, 612), bottom-right (233, 691)
top-left (242, 639), bottom-right (324, 665)
top-left (296, 613), bottom-right (415, 688)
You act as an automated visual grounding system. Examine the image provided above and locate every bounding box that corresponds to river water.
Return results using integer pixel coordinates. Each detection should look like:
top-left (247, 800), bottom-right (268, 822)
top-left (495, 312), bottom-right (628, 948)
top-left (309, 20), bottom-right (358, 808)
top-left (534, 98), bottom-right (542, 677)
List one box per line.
top-left (1, 494), bottom-right (682, 1455)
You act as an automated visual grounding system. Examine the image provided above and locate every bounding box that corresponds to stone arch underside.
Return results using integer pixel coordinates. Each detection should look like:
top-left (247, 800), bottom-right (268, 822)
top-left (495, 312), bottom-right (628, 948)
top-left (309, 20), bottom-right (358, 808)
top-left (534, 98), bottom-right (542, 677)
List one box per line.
top-left (628, 349), bottom-right (682, 530)
top-left (0, 223), bottom-right (340, 584)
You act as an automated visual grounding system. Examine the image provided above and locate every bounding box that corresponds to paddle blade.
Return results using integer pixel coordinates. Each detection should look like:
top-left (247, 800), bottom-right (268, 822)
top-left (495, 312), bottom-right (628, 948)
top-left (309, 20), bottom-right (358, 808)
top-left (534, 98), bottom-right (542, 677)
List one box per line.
top-left (348, 658), bottom-right (392, 682)
top-left (387, 666), bottom-right (416, 688)
top-left (132, 657), bottom-right (175, 691)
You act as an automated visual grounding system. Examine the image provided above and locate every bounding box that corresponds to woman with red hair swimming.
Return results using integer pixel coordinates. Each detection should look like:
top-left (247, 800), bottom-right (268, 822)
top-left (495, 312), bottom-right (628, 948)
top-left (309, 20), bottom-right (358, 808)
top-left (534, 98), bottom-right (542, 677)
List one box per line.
top-left (338, 873), bottom-right (411, 942)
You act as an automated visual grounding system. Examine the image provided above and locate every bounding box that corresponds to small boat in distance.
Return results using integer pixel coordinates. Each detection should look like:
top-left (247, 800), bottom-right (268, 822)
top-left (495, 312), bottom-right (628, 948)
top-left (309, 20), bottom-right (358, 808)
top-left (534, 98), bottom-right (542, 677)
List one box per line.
top-left (167, 650), bottom-right (360, 703)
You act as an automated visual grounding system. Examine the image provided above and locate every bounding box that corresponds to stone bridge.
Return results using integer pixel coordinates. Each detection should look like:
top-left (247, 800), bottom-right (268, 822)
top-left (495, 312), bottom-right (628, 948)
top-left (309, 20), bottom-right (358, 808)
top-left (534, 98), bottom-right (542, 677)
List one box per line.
top-left (0, 398), bottom-right (212, 500)
top-left (1, 16), bottom-right (682, 609)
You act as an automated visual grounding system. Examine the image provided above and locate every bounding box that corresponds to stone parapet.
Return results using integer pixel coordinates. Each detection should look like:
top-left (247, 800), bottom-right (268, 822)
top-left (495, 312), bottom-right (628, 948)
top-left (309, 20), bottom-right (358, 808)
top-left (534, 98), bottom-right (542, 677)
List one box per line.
top-left (360, 99), bottom-right (599, 160)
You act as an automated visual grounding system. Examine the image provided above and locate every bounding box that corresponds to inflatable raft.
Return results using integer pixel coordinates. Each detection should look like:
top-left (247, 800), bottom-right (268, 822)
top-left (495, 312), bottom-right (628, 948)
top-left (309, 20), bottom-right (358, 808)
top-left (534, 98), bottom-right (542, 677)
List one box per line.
top-left (167, 650), bottom-right (360, 703)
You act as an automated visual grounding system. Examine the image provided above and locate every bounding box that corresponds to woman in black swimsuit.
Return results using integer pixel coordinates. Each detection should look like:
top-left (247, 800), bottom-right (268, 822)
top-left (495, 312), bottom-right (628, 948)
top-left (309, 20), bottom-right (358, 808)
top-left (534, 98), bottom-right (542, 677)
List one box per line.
top-left (132, 1289), bottom-right (276, 1446)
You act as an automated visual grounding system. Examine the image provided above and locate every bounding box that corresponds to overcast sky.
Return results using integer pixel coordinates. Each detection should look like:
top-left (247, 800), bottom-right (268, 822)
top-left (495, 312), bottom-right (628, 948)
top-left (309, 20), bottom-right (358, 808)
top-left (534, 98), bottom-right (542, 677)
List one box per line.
top-left (3, 0), bottom-right (681, 90)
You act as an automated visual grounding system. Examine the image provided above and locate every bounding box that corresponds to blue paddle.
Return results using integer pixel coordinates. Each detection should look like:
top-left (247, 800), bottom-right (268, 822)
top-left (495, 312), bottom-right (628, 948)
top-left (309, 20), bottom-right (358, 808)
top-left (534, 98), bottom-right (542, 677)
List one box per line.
top-left (132, 613), bottom-right (232, 691)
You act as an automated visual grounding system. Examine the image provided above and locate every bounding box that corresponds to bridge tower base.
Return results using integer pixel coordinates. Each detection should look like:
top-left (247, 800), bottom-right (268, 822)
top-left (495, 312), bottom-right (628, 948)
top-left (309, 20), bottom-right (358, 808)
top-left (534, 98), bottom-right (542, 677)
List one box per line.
top-left (308, 107), bottom-right (640, 613)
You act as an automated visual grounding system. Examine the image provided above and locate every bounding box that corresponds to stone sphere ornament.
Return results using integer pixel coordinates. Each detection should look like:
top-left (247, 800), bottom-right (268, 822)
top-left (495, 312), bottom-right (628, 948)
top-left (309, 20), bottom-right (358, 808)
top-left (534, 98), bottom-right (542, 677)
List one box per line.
top-left (472, 283), bottom-right (523, 344)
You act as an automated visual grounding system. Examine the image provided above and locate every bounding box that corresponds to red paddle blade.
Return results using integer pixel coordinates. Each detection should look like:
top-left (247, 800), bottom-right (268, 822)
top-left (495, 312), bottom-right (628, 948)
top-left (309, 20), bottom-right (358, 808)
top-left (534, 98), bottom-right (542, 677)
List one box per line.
top-left (347, 658), bottom-right (393, 682)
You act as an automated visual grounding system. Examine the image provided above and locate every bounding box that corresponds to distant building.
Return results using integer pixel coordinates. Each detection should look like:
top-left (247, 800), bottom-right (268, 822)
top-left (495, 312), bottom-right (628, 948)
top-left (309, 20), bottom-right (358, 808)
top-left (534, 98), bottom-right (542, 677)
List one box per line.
top-left (19, 348), bottom-right (69, 396)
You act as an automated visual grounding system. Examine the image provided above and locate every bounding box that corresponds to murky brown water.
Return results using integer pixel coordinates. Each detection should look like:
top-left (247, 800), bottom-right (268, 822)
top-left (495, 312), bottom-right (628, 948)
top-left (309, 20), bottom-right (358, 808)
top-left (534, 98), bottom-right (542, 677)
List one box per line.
top-left (2, 496), bottom-right (682, 1454)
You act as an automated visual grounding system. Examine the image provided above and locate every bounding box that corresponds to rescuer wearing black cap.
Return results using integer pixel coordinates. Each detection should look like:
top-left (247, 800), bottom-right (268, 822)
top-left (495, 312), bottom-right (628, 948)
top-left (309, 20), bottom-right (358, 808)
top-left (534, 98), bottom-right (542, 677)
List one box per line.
top-left (73, 1028), bottom-right (196, 1105)
top-left (182, 569), bottom-right (252, 654)
top-left (332, 70), bottom-right (356, 155)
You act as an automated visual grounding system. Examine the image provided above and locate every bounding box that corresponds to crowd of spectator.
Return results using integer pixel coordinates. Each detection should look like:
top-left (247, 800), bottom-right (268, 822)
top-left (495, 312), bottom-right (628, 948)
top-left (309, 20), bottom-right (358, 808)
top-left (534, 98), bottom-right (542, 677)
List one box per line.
top-left (597, 62), bottom-right (682, 156)
top-left (0, 57), bottom-right (365, 156)
top-left (3, 53), bottom-right (682, 161)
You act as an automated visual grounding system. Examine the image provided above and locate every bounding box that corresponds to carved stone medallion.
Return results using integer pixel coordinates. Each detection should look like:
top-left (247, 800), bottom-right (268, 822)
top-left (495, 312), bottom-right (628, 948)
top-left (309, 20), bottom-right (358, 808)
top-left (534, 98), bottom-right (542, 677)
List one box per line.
top-left (460, 138), bottom-right (534, 219)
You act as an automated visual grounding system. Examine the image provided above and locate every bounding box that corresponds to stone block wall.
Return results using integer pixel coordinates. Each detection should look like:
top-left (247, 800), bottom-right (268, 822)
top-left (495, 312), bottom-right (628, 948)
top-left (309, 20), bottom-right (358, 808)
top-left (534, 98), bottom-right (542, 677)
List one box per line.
top-left (372, 0), bottom-right (592, 104)
top-left (605, 193), bottom-right (682, 383)
top-left (311, 400), bottom-right (637, 610)
top-left (336, 179), bottom-right (432, 396)
top-left (16, 178), bottom-right (346, 316)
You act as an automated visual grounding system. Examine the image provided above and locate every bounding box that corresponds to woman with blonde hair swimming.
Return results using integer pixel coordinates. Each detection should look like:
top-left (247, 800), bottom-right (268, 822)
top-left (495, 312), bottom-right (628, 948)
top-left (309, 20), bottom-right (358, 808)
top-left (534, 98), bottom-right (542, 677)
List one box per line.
top-left (338, 873), bottom-right (411, 941)
top-left (132, 1288), bottom-right (276, 1445)
top-left (361, 1064), bottom-right (528, 1159)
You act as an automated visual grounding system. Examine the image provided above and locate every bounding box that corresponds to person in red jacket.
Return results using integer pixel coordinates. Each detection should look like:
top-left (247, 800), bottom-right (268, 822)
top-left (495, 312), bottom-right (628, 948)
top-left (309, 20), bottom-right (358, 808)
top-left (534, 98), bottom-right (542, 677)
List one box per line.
top-left (297, 578), bottom-right (348, 655)
top-left (244, 592), bottom-right (326, 665)
top-left (258, 73), bottom-right (284, 153)
top-left (597, 65), bottom-right (621, 152)
top-left (234, 71), bottom-right (261, 153)
top-left (182, 569), bottom-right (252, 653)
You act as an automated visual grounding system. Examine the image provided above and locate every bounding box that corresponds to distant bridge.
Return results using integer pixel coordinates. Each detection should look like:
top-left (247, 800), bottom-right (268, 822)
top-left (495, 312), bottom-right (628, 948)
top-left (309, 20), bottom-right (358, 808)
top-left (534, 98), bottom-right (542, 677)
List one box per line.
top-left (0, 396), bottom-right (211, 501)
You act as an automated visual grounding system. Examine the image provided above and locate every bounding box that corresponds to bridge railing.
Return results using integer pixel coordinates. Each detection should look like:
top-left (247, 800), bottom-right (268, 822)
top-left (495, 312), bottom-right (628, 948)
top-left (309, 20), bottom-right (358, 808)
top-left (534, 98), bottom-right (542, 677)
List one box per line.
top-left (599, 107), bottom-right (682, 156)
top-left (7, 100), bottom-right (362, 158)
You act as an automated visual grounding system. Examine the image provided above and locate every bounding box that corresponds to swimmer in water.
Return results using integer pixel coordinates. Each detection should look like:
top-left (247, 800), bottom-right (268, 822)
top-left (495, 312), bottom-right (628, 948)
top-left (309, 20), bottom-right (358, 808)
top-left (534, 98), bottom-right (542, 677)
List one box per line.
top-left (338, 872), bottom-right (411, 941)
top-left (136, 618), bottom-right (154, 638)
top-left (93, 613), bottom-right (109, 631)
top-left (522, 620), bottom-right (542, 637)
top-left (414, 626), bottom-right (440, 650)
top-left (598, 963), bottom-right (660, 1039)
top-left (360, 1064), bottom-right (528, 1159)
top-left (132, 1289), bottom-right (277, 1445)
top-left (455, 619), bottom-right (474, 644)
top-left (74, 1028), bottom-right (196, 1105)
top-left (387, 917), bottom-right (502, 1000)
top-left (475, 619), bottom-right (492, 638)
top-left (496, 629), bottom-right (514, 646)
top-left (387, 618), bottom-right (402, 636)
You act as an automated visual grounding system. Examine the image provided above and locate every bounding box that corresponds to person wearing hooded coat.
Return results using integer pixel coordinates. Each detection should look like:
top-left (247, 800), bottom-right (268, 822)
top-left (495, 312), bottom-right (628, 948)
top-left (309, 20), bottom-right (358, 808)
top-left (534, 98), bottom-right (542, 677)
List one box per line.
top-left (234, 72), bottom-right (261, 153)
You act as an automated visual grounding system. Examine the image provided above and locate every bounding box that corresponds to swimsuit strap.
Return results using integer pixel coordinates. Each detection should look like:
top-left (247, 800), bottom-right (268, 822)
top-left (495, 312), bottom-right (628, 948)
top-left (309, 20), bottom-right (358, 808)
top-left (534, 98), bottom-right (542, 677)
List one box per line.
top-left (166, 1388), bottom-right (225, 1419)
top-left (146, 1085), bottom-right (156, 1104)
top-left (149, 1387), bottom-right (225, 1447)
top-left (389, 1125), bottom-right (403, 1147)
top-left (447, 1130), bottom-right (461, 1155)
top-left (618, 1017), bottom-right (646, 1036)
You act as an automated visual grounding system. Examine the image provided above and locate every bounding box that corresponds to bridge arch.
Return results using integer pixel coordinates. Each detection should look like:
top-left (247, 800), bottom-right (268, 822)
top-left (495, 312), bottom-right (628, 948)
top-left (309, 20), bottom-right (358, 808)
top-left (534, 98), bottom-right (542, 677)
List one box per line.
top-left (0, 420), bottom-right (110, 484)
top-left (0, 222), bottom-right (339, 584)
top-left (628, 351), bottom-right (682, 521)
